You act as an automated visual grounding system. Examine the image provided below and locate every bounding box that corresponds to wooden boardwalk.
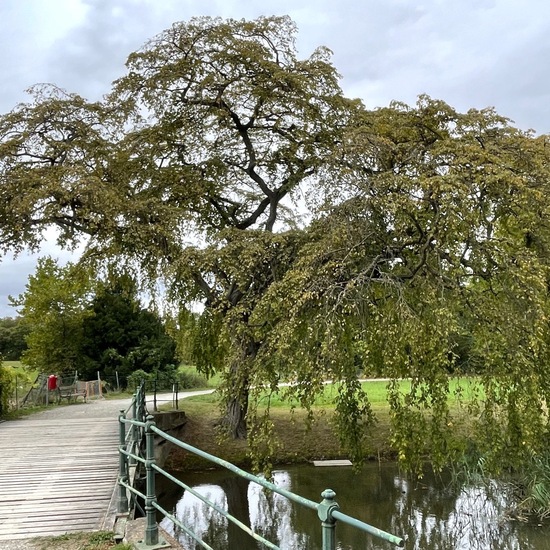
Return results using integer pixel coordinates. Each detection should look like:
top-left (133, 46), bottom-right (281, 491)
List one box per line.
top-left (0, 400), bottom-right (123, 541)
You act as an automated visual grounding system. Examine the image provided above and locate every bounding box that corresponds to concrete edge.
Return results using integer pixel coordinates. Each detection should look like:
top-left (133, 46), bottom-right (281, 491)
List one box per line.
top-left (124, 517), bottom-right (185, 549)
top-left (101, 478), bottom-right (123, 532)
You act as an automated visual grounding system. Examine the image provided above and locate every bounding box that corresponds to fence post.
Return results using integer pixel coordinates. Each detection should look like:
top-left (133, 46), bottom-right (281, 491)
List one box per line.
top-left (117, 409), bottom-right (129, 514)
top-left (144, 414), bottom-right (160, 546)
top-left (318, 489), bottom-right (339, 550)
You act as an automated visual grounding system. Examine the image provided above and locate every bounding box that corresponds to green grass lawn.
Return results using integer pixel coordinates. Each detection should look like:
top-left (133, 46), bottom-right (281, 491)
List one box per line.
top-left (182, 376), bottom-right (483, 407)
top-left (3, 360), bottom-right (38, 390)
top-left (3, 360), bottom-right (23, 368)
top-left (178, 363), bottom-right (222, 388)
top-left (3, 360), bottom-right (37, 376)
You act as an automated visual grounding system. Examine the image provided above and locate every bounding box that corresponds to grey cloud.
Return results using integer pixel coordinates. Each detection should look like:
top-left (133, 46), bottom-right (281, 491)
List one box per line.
top-left (46, 0), bottom-right (159, 101)
top-left (0, 254), bottom-right (36, 317)
top-left (3, 0), bottom-right (550, 314)
top-left (323, 0), bottom-right (550, 132)
top-left (0, 2), bottom-right (51, 111)
top-left (45, 0), bottom-right (256, 102)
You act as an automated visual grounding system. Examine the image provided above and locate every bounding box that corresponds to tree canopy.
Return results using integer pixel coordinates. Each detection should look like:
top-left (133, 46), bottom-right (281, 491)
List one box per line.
top-left (253, 98), bottom-right (550, 470)
top-left (10, 257), bottom-right (95, 374)
top-left (1, 16), bottom-right (550, 474)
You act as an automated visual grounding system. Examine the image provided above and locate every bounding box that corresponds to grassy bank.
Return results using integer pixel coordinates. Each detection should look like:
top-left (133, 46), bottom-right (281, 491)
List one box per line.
top-left (165, 399), bottom-right (394, 471)
top-left (165, 378), bottom-right (479, 472)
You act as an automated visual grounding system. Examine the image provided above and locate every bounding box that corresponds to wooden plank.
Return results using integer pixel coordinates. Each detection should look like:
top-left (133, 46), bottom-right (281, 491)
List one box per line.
top-left (313, 459), bottom-right (353, 466)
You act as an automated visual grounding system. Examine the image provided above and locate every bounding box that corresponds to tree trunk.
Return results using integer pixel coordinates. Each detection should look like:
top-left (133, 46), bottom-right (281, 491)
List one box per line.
top-left (222, 339), bottom-right (257, 439)
top-left (225, 388), bottom-right (249, 439)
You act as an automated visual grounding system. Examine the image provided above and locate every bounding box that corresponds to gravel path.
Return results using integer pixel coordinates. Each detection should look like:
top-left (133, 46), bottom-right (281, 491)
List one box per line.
top-left (7, 389), bottom-right (214, 422)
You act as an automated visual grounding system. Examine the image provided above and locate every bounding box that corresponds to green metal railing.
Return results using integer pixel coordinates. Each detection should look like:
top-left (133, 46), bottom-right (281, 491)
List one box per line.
top-left (118, 383), bottom-right (147, 516)
top-left (117, 388), bottom-right (405, 549)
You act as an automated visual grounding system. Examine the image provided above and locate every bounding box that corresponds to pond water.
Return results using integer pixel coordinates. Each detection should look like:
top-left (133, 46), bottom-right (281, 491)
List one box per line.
top-left (157, 462), bottom-right (550, 549)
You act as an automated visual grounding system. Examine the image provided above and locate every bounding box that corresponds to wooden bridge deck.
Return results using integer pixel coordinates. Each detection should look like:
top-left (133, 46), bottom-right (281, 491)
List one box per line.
top-left (0, 401), bottom-right (123, 541)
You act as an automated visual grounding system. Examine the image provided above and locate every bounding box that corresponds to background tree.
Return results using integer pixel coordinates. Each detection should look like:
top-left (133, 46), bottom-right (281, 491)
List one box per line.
top-left (12, 259), bottom-right (177, 384)
top-left (79, 281), bottom-right (177, 386)
top-left (11, 257), bottom-right (95, 375)
top-left (0, 317), bottom-right (29, 360)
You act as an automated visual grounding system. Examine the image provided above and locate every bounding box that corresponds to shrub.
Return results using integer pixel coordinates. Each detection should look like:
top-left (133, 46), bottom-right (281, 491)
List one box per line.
top-left (0, 363), bottom-right (15, 417)
top-left (177, 368), bottom-right (208, 389)
top-left (126, 365), bottom-right (208, 392)
top-left (126, 365), bottom-right (179, 392)
top-left (126, 369), bottom-right (151, 391)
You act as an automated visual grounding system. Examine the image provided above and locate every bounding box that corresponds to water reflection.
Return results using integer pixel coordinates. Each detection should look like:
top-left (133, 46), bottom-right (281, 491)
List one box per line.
top-left (158, 463), bottom-right (550, 549)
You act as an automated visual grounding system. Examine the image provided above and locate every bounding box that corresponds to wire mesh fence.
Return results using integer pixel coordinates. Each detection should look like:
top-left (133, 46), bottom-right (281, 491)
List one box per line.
top-left (3, 364), bottom-right (207, 414)
top-left (5, 369), bottom-right (104, 410)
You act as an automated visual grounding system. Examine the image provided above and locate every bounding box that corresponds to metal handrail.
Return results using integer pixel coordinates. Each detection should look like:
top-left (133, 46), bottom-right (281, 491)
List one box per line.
top-left (117, 395), bottom-right (405, 549)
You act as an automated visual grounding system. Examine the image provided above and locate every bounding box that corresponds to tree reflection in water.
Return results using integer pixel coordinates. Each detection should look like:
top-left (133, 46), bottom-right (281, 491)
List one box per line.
top-left (158, 463), bottom-right (550, 549)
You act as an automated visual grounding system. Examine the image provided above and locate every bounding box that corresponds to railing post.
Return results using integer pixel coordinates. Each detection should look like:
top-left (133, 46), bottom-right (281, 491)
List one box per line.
top-left (145, 414), bottom-right (159, 546)
top-left (135, 382), bottom-right (145, 444)
top-left (129, 393), bottom-right (138, 466)
top-left (318, 489), bottom-right (339, 550)
top-left (118, 409), bottom-right (129, 514)
top-left (136, 385), bottom-right (141, 420)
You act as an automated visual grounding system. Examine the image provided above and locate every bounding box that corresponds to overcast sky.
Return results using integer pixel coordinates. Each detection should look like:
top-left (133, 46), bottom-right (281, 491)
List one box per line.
top-left (1, 0), bottom-right (550, 316)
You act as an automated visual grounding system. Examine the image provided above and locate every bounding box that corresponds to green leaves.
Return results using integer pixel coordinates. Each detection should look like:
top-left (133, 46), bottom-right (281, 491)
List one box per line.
top-left (110, 15), bottom-right (346, 237)
top-left (3, 16), bottom-right (550, 475)
top-left (0, 316), bottom-right (28, 360)
top-left (11, 257), bottom-right (96, 374)
top-left (79, 284), bottom-right (177, 384)
top-left (0, 86), bottom-right (121, 253)
top-left (253, 95), bottom-right (550, 473)
top-left (0, 362), bottom-right (15, 417)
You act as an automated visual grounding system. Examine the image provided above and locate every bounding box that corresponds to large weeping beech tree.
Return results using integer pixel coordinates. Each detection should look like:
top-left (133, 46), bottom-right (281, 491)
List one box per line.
top-left (3, 16), bottom-right (550, 474)
top-left (0, 16), bottom-right (351, 440)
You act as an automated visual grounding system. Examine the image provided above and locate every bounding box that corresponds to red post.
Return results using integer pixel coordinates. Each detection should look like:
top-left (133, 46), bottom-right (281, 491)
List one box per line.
top-left (47, 375), bottom-right (58, 391)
